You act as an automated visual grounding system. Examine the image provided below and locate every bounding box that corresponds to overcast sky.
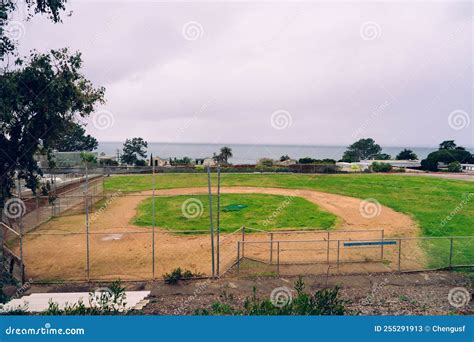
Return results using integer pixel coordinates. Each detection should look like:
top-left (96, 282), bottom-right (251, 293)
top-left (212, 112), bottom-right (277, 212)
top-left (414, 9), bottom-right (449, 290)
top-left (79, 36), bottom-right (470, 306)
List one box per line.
top-left (12, 0), bottom-right (474, 147)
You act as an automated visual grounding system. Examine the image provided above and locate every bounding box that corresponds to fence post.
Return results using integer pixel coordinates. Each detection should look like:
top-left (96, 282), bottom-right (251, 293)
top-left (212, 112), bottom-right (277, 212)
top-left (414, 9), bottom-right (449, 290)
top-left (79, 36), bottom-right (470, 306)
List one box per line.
top-left (270, 232), bottom-right (273, 264)
top-left (449, 237), bottom-right (454, 268)
top-left (237, 241), bottom-right (240, 273)
top-left (242, 226), bottom-right (245, 258)
top-left (36, 195), bottom-right (39, 221)
top-left (336, 240), bottom-right (340, 272)
top-left (276, 241), bottom-right (280, 276)
top-left (380, 230), bottom-right (384, 261)
top-left (326, 231), bottom-right (330, 263)
top-left (398, 239), bottom-right (402, 272)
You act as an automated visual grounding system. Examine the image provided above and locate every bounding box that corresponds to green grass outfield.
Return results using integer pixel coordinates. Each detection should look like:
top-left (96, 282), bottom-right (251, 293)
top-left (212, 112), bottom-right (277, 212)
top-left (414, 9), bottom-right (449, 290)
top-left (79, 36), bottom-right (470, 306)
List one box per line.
top-left (133, 194), bottom-right (337, 232)
top-left (106, 173), bottom-right (473, 237)
top-left (106, 173), bottom-right (474, 267)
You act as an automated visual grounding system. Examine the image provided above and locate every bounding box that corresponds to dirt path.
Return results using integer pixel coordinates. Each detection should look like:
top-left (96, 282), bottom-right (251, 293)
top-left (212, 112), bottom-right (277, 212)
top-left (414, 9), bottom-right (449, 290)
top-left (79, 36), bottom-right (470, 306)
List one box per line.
top-left (22, 187), bottom-right (422, 281)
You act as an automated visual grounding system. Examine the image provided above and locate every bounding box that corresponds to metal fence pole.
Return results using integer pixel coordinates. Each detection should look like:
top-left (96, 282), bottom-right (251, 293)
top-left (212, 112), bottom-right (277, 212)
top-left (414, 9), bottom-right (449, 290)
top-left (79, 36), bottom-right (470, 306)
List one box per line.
top-left (276, 241), bottom-right (280, 276)
top-left (449, 237), bottom-right (453, 268)
top-left (19, 220), bottom-right (25, 284)
top-left (270, 232), bottom-right (273, 264)
top-left (380, 230), bottom-right (384, 261)
top-left (336, 240), bottom-right (340, 272)
top-left (242, 225), bottom-right (245, 258)
top-left (326, 231), bottom-right (330, 263)
top-left (206, 165), bottom-right (215, 278)
top-left (237, 241), bottom-right (240, 273)
top-left (85, 163), bottom-right (90, 281)
top-left (216, 166), bottom-right (221, 277)
top-left (152, 163), bottom-right (155, 279)
top-left (398, 239), bottom-right (402, 272)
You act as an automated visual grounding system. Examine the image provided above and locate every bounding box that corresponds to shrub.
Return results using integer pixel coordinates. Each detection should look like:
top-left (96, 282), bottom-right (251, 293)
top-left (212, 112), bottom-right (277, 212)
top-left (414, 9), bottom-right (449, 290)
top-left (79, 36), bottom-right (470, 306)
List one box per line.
top-left (447, 161), bottom-right (461, 173)
top-left (420, 158), bottom-right (438, 171)
top-left (163, 268), bottom-right (201, 285)
top-left (195, 277), bottom-right (349, 315)
top-left (371, 162), bottom-right (392, 173)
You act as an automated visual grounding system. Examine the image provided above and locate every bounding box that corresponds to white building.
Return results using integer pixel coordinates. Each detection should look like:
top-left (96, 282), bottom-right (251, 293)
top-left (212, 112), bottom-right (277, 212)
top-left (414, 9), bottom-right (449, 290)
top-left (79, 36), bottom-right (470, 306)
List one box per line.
top-left (336, 160), bottom-right (421, 172)
top-left (461, 164), bottom-right (474, 173)
top-left (149, 156), bottom-right (171, 167)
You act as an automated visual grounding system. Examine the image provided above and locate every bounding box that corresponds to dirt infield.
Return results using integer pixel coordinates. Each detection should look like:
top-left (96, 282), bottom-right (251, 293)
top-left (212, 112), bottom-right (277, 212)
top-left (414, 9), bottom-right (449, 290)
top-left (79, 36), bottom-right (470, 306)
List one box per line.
top-left (18, 187), bottom-right (422, 281)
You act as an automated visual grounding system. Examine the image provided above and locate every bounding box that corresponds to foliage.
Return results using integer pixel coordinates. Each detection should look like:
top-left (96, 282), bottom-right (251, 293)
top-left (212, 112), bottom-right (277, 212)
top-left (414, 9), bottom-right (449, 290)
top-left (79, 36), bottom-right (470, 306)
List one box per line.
top-left (371, 162), bottom-right (393, 172)
top-left (0, 0), bottom-right (67, 60)
top-left (213, 147), bottom-right (233, 165)
top-left (121, 137), bottom-right (148, 166)
top-left (52, 122), bottom-right (98, 152)
top-left (42, 280), bottom-right (129, 315)
top-left (447, 161), bottom-right (462, 173)
top-left (0, 49), bottom-right (105, 206)
top-left (421, 141), bottom-right (473, 171)
top-left (396, 149), bottom-right (418, 160)
top-left (420, 158), bottom-right (438, 171)
top-left (80, 152), bottom-right (97, 165)
top-left (170, 157), bottom-right (192, 166)
top-left (341, 138), bottom-right (382, 162)
top-left (163, 268), bottom-right (201, 284)
top-left (280, 155), bottom-right (291, 162)
top-left (195, 278), bottom-right (348, 315)
top-left (297, 158), bottom-right (336, 164)
top-left (257, 158), bottom-right (274, 168)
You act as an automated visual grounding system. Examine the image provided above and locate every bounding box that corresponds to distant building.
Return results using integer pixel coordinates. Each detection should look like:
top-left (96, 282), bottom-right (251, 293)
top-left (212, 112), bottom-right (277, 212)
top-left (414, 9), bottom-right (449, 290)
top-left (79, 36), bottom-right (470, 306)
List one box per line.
top-left (35, 151), bottom-right (97, 168)
top-left (276, 159), bottom-right (297, 166)
top-left (195, 157), bottom-right (217, 167)
top-left (149, 156), bottom-right (171, 167)
top-left (336, 160), bottom-right (421, 172)
top-left (461, 164), bottom-right (474, 173)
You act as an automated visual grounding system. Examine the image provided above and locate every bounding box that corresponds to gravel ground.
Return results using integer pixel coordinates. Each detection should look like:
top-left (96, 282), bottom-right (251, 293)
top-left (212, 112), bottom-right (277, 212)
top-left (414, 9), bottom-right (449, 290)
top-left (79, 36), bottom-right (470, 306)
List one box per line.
top-left (16, 270), bottom-right (473, 315)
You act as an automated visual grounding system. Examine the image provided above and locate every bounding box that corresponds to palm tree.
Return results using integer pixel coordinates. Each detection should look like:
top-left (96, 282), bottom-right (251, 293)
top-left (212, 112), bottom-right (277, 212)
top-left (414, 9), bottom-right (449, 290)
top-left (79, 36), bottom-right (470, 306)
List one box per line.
top-left (219, 146), bottom-right (233, 164)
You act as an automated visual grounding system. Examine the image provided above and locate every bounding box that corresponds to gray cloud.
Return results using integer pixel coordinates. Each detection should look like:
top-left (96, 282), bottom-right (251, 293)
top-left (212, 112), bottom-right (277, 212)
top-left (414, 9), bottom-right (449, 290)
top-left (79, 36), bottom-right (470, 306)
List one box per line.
top-left (14, 0), bottom-right (474, 147)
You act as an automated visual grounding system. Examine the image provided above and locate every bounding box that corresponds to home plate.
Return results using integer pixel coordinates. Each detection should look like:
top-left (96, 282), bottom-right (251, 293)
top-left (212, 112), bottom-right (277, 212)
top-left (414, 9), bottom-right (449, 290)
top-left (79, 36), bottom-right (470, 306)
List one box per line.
top-left (101, 234), bottom-right (123, 241)
top-left (1, 291), bottom-right (150, 313)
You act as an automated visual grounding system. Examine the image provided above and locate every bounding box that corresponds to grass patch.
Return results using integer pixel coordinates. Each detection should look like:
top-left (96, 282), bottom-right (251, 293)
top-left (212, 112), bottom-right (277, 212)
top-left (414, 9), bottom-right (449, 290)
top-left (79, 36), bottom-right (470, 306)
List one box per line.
top-left (133, 193), bottom-right (337, 232)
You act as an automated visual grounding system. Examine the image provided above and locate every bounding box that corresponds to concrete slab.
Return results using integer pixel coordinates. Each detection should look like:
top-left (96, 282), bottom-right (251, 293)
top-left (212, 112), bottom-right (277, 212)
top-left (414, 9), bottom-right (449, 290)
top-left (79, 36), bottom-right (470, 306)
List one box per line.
top-left (1, 291), bottom-right (150, 313)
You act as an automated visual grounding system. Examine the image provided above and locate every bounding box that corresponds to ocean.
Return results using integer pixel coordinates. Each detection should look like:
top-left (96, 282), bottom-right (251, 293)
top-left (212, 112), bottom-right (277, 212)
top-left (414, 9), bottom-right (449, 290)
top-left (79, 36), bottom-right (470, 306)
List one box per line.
top-left (96, 142), bottom-right (457, 165)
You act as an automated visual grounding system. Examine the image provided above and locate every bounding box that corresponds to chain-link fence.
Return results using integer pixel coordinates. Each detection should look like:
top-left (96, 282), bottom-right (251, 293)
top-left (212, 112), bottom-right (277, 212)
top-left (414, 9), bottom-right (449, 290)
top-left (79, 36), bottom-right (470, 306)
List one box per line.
top-left (233, 236), bottom-right (474, 277)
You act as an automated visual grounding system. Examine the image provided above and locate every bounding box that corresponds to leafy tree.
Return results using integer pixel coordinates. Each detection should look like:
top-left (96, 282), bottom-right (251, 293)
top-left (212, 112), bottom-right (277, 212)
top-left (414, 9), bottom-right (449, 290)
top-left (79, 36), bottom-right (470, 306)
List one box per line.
top-left (1, 0), bottom-right (67, 60)
top-left (120, 138), bottom-right (148, 166)
top-left (321, 159), bottom-right (336, 164)
top-left (219, 146), bottom-right (233, 164)
top-left (52, 122), bottom-right (98, 152)
top-left (80, 152), bottom-right (97, 165)
top-left (447, 161), bottom-right (461, 173)
top-left (373, 153), bottom-right (391, 160)
top-left (439, 140), bottom-right (457, 150)
top-left (421, 140), bottom-right (472, 172)
top-left (170, 157), bottom-right (192, 166)
top-left (371, 162), bottom-right (392, 172)
top-left (341, 138), bottom-right (382, 162)
top-left (420, 158), bottom-right (439, 172)
top-left (149, 153), bottom-right (153, 166)
top-left (298, 157), bottom-right (318, 164)
top-left (396, 149), bottom-right (418, 160)
top-left (280, 155), bottom-right (291, 162)
top-left (0, 49), bottom-right (105, 206)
